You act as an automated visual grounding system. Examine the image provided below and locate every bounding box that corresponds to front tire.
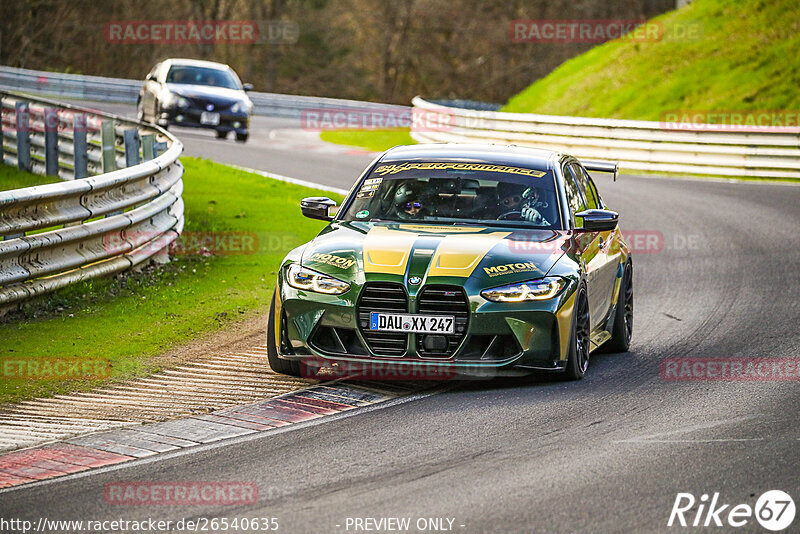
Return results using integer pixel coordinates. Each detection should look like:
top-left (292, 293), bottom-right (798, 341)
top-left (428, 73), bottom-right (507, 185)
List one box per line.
top-left (267, 291), bottom-right (302, 377)
top-left (154, 101), bottom-right (168, 130)
top-left (604, 260), bottom-right (633, 353)
top-left (216, 130), bottom-right (229, 139)
top-left (563, 285), bottom-right (590, 380)
top-left (235, 132), bottom-right (249, 143)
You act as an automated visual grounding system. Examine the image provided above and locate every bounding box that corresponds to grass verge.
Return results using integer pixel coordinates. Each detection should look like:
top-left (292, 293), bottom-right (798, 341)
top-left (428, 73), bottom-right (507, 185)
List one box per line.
top-left (319, 128), bottom-right (414, 152)
top-left (0, 165), bottom-right (63, 191)
top-left (0, 157), bottom-right (342, 405)
top-left (503, 0), bottom-right (800, 121)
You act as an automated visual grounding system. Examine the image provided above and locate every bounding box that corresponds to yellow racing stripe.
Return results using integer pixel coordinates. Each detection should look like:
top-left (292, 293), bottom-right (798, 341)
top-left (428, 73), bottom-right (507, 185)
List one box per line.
top-left (362, 226), bottom-right (418, 275)
top-left (427, 232), bottom-right (510, 278)
top-left (556, 290), bottom-right (576, 361)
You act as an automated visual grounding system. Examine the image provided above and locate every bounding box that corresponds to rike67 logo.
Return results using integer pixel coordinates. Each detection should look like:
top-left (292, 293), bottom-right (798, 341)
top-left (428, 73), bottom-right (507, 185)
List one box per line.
top-left (669, 490), bottom-right (795, 531)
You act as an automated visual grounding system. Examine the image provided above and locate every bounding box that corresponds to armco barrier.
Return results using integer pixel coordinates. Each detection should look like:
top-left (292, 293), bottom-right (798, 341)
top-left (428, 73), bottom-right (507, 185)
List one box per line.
top-left (0, 90), bottom-right (184, 309)
top-left (410, 97), bottom-right (800, 179)
top-left (0, 65), bottom-right (408, 119)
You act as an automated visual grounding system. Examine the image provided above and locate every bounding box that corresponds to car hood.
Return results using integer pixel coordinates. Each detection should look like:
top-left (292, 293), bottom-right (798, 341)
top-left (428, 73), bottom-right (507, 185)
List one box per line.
top-left (300, 221), bottom-right (571, 285)
top-left (166, 83), bottom-right (249, 105)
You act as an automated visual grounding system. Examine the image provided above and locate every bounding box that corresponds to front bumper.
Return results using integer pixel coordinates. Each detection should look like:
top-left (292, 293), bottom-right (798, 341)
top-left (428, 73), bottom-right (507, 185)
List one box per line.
top-left (159, 106), bottom-right (249, 133)
top-left (275, 276), bottom-right (578, 378)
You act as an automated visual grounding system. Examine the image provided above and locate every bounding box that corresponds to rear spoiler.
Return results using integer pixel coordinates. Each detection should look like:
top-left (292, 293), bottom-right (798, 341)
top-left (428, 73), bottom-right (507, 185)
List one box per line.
top-left (581, 160), bottom-right (619, 181)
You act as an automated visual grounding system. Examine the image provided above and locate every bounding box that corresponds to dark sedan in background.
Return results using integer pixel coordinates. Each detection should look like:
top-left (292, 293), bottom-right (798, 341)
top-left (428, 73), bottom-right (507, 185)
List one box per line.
top-left (137, 58), bottom-right (253, 142)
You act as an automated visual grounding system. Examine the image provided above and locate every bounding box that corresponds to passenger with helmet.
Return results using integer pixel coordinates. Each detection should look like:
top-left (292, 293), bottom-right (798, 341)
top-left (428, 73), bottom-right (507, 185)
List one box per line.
top-left (495, 182), bottom-right (550, 225)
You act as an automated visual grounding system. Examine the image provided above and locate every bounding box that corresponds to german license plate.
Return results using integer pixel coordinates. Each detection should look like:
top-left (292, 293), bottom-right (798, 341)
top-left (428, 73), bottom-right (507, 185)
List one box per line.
top-left (370, 312), bottom-right (454, 334)
top-left (200, 112), bottom-right (220, 125)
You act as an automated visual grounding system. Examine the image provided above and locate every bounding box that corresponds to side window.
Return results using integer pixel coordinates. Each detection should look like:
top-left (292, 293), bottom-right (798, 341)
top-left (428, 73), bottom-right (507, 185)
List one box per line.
top-left (571, 163), bottom-right (600, 210)
top-left (563, 165), bottom-right (586, 228)
top-left (584, 171), bottom-right (604, 209)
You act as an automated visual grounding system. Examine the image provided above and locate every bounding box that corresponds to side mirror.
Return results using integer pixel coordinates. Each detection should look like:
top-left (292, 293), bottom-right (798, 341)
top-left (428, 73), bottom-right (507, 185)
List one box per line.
top-left (575, 209), bottom-right (619, 231)
top-left (146, 73), bottom-right (156, 81)
top-left (301, 197), bottom-right (337, 222)
top-left (242, 83), bottom-right (254, 92)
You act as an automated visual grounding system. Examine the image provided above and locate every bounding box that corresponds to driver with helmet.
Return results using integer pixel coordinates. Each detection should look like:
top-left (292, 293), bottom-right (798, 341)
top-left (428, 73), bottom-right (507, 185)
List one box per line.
top-left (392, 182), bottom-right (428, 220)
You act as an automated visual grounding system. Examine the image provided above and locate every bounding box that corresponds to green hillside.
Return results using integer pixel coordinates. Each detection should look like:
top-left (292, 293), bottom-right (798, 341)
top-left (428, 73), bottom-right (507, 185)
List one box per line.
top-left (503, 0), bottom-right (800, 120)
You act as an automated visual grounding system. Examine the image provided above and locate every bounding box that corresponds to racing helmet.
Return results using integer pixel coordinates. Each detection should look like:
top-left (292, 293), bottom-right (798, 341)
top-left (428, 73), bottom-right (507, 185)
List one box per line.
top-left (522, 186), bottom-right (546, 207)
top-left (394, 182), bottom-right (419, 207)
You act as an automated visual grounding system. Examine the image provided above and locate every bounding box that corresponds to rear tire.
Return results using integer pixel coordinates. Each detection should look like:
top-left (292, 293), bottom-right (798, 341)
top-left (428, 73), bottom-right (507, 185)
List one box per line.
top-left (562, 285), bottom-right (590, 380)
top-left (604, 260), bottom-right (633, 353)
top-left (267, 291), bottom-right (302, 377)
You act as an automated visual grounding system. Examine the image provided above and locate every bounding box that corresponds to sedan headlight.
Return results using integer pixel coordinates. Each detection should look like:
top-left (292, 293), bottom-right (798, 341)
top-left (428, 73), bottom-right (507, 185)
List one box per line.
top-left (286, 264), bottom-right (350, 295)
top-left (481, 277), bottom-right (567, 303)
top-left (162, 91), bottom-right (189, 108)
top-left (231, 101), bottom-right (245, 113)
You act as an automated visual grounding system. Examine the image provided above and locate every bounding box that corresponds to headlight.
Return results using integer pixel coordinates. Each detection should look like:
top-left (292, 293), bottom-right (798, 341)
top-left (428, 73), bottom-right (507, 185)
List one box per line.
top-left (286, 264), bottom-right (350, 295)
top-left (481, 277), bottom-right (567, 303)
top-left (231, 101), bottom-right (245, 113)
top-left (162, 92), bottom-right (188, 108)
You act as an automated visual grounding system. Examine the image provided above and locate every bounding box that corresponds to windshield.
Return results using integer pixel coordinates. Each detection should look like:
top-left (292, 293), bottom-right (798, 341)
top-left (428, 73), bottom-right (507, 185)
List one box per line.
top-left (165, 66), bottom-right (241, 90)
top-left (341, 161), bottom-right (560, 229)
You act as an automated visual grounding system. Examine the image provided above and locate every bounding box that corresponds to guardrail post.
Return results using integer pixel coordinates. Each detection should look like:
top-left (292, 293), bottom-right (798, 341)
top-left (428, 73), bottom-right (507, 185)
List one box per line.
top-left (44, 107), bottom-right (59, 177)
top-left (101, 119), bottom-right (116, 172)
top-left (124, 128), bottom-right (140, 167)
top-left (141, 134), bottom-right (155, 161)
top-left (15, 102), bottom-right (31, 172)
top-left (153, 141), bottom-right (168, 158)
top-left (73, 114), bottom-right (88, 179)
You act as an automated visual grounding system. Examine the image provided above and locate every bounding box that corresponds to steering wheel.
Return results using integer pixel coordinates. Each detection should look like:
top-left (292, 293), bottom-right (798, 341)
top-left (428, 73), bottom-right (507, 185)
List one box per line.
top-left (497, 210), bottom-right (522, 220)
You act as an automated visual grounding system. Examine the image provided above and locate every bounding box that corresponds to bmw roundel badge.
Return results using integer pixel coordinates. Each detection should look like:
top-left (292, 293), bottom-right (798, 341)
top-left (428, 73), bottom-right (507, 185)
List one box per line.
top-left (408, 276), bottom-right (421, 285)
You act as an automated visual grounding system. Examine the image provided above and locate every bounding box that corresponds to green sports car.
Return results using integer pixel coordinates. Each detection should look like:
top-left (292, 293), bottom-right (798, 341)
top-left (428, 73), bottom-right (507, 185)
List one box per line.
top-left (268, 144), bottom-right (633, 380)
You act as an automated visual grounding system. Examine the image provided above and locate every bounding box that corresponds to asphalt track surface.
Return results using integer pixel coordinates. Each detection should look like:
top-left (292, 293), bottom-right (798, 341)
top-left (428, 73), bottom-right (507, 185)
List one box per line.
top-left (1, 102), bottom-right (799, 533)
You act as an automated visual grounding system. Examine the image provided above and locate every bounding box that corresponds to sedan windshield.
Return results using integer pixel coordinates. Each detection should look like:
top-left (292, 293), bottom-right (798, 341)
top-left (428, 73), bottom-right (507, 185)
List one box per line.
top-left (166, 66), bottom-right (240, 90)
top-left (341, 161), bottom-right (560, 229)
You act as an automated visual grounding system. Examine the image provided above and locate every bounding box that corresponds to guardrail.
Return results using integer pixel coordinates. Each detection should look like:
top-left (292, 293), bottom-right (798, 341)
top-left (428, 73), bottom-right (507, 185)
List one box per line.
top-left (0, 90), bottom-right (184, 310)
top-left (410, 97), bottom-right (800, 179)
top-left (0, 65), bottom-right (408, 119)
